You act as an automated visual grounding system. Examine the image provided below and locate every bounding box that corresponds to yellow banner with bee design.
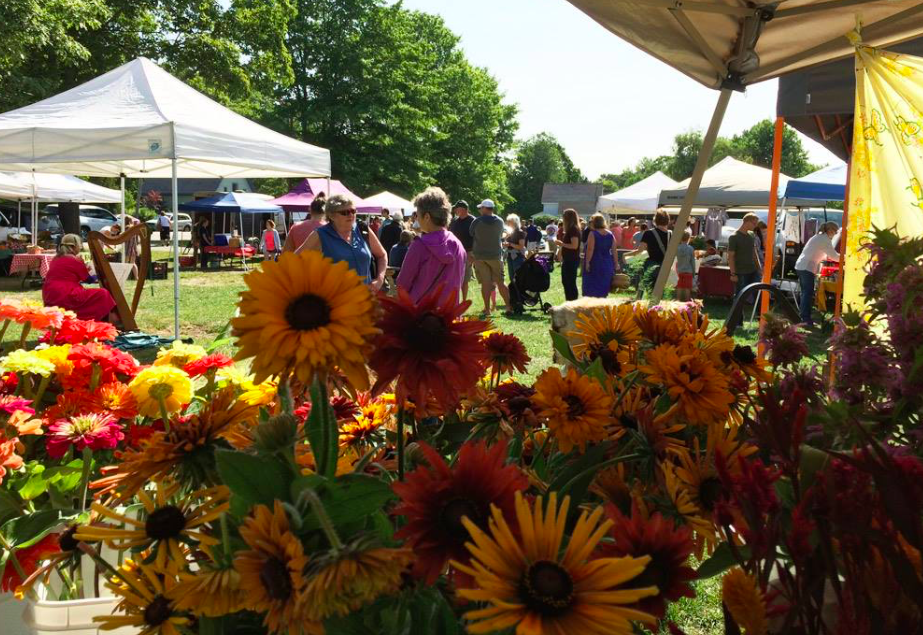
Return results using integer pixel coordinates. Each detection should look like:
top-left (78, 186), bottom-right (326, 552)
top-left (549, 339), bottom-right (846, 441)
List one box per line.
top-left (847, 45), bottom-right (923, 309)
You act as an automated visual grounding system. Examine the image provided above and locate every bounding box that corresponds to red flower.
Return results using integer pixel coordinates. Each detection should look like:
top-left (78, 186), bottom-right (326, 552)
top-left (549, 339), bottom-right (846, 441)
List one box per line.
top-left (183, 353), bottom-right (234, 378)
top-left (41, 317), bottom-right (117, 344)
top-left (46, 413), bottom-right (124, 458)
top-left (125, 420), bottom-right (164, 449)
top-left (42, 390), bottom-right (94, 426)
top-left (0, 372), bottom-right (19, 395)
top-left (391, 439), bottom-right (527, 584)
top-left (64, 343), bottom-right (138, 390)
top-left (483, 332), bottom-right (530, 376)
top-left (293, 395), bottom-right (359, 424)
top-left (492, 381), bottom-right (539, 427)
top-left (1, 534), bottom-right (61, 592)
top-left (370, 288), bottom-right (488, 413)
top-left (600, 503), bottom-right (697, 619)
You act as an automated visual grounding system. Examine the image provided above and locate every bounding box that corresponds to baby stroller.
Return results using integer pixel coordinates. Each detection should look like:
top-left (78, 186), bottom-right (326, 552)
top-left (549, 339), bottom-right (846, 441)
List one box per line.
top-left (509, 253), bottom-right (553, 314)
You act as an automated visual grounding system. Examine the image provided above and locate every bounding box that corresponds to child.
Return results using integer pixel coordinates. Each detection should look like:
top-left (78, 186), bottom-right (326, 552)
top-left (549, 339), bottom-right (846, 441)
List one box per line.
top-left (388, 230), bottom-right (414, 269)
top-left (675, 231), bottom-right (695, 302)
top-left (699, 238), bottom-right (722, 267)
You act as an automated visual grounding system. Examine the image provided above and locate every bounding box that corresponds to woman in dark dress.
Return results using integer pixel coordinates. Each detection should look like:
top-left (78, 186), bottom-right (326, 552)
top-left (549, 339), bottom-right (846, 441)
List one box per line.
top-left (581, 213), bottom-right (618, 298)
top-left (555, 208), bottom-right (581, 301)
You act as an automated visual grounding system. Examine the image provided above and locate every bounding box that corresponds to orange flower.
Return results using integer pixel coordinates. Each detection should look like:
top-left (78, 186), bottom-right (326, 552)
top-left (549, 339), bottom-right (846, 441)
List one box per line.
top-left (0, 437), bottom-right (23, 486)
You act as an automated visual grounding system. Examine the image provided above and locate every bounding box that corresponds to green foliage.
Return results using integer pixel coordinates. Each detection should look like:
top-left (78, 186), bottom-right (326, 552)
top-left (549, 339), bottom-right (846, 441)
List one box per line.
top-left (507, 132), bottom-right (586, 209)
top-left (215, 449), bottom-right (291, 514)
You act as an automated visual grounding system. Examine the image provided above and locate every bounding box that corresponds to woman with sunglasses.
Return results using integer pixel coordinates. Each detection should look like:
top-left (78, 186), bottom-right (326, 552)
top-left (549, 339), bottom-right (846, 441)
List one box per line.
top-left (302, 193), bottom-right (387, 290)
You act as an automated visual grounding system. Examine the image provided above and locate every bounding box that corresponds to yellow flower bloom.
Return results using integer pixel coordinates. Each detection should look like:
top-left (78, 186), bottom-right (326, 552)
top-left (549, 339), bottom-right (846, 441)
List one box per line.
top-left (722, 568), bottom-right (768, 635)
top-left (95, 559), bottom-right (190, 635)
top-left (639, 344), bottom-right (733, 426)
top-left (216, 365), bottom-right (251, 387)
top-left (239, 378), bottom-right (278, 406)
top-left (153, 341), bottom-right (207, 370)
top-left (170, 546), bottom-right (247, 618)
top-left (569, 303), bottom-right (642, 360)
top-left (129, 366), bottom-right (193, 417)
top-left (232, 250), bottom-right (379, 388)
top-left (532, 367), bottom-right (612, 454)
top-left (453, 492), bottom-right (657, 635)
top-left (33, 344), bottom-right (72, 378)
top-left (1, 350), bottom-right (55, 377)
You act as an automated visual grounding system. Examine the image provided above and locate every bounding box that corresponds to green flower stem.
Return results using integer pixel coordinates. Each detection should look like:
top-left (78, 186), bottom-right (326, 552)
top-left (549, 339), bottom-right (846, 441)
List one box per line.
top-left (556, 453), bottom-right (642, 497)
top-left (89, 363), bottom-right (101, 392)
top-left (76, 542), bottom-right (134, 592)
top-left (17, 322), bottom-right (31, 349)
top-left (20, 373), bottom-right (33, 399)
top-left (396, 405), bottom-right (405, 481)
top-left (32, 374), bottom-right (51, 407)
top-left (298, 488), bottom-right (344, 553)
top-left (78, 447), bottom-right (93, 512)
top-left (0, 319), bottom-right (11, 349)
top-left (157, 395), bottom-right (172, 433)
top-left (205, 369), bottom-right (216, 395)
top-left (220, 513), bottom-right (231, 558)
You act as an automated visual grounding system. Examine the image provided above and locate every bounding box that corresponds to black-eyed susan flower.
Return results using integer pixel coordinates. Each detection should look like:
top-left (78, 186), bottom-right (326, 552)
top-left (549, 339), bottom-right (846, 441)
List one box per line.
top-left (95, 559), bottom-right (189, 635)
top-left (569, 304), bottom-right (642, 362)
top-left (482, 331), bottom-right (531, 377)
top-left (76, 482), bottom-right (228, 570)
top-left (232, 251), bottom-right (378, 389)
top-left (722, 567), bottom-right (768, 635)
top-left (452, 492), bottom-right (657, 635)
top-left (532, 367), bottom-right (613, 454)
top-left (170, 545), bottom-right (246, 617)
top-left (639, 344), bottom-right (733, 426)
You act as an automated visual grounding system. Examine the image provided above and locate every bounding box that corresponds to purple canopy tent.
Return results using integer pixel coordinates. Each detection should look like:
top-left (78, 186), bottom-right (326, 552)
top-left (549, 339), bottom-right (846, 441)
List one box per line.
top-left (270, 178), bottom-right (375, 215)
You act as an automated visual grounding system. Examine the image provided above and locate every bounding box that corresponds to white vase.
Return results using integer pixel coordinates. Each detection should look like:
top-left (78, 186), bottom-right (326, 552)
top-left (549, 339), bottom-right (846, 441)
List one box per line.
top-left (23, 596), bottom-right (134, 635)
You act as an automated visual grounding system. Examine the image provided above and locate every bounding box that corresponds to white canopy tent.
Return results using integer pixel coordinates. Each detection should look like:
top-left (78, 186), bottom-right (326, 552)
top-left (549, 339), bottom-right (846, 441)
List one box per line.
top-left (596, 171), bottom-right (679, 213)
top-left (360, 191), bottom-right (415, 216)
top-left (0, 57), bottom-right (331, 338)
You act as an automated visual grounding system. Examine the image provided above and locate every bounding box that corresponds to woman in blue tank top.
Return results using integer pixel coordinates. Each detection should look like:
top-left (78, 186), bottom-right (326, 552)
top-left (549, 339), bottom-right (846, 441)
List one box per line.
top-left (302, 194), bottom-right (388, 290)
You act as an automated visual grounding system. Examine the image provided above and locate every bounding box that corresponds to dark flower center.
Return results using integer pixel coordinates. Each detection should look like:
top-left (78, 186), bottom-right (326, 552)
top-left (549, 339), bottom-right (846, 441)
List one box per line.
top-left (633, 554), bottom-right (670, 592)
top-left (564, 395), bottom-right (585, 418)
top-left (145, 506), bottom-right (187, 540)
top-left (591, 345), bottom-right (621, 375)
top-left (698, 477), bottom-right (724, 512)
top-left (285, 294), bottom-right (331, 331)
top-left (620, 414), bottom-right (638, 430)
top-left (260, 557), bottom-right (293, 601)
top-left (679, 363), bottom-right (689, 375)
top-left (520, 560), bottom-right (575, 617)
top-left (406, 313), bottom-right (449, 355)
top-left (732, 344), bottom-right (757, 365)
top-left (59, 525), bottom-right (79, 552)
top-left (507, 395), bottom-right (532, 414)
top-left (439, 497), bottom-right (481, 540)
top-left (144, 595), bottom-right (172, 626)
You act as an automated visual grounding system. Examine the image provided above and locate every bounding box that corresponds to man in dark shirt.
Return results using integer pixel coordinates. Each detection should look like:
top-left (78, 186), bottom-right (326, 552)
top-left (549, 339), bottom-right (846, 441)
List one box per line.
top-left (448, 200), bottom-right (475, 302)
top-left (379, 209), bottom-right (404, 257)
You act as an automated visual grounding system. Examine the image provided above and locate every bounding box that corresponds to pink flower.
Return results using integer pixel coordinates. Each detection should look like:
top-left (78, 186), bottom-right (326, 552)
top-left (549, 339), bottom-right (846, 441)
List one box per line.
top-left (46, 413), bottom-right (124, 458)
top-left (0, 396), bottom-right (33, 416)
top-left (182, 354), bottom-right (234, 378)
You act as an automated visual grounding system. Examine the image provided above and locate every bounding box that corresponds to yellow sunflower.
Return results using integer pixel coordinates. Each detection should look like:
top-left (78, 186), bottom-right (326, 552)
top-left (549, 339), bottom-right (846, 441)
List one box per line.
top-left (339, 401), bottom-right (387, 453)
top-left (639, 344), bottom-right (733, 426)
top-left (532, 367), bottom-right (613, 454)
top-left (95, 559), bottom-right (189, 635)
top-left (569, 304), bottom-right (642, 361)
top-left (129, 366), bottom-right (193, 418)
top-left (233, 501), bottom-right (320, 635)
top-left (154, 341), bottom-right (207, 370)
top-left (722, 568), bottom-right (768, 635)
top-left (633, 306), bottom-right (685, 346)
top-left (239, 378), bottom-right (278, 407)
top-left (76, 482), bottom-right (228, 570)
top-left (170, 545), bottom-right (247, 617)
top-left (303, 543), bottom-right (413, 621)
top-left (452, 492), bottom-right (657, 634)
top-left (231, 250), bottom-right (379, 389)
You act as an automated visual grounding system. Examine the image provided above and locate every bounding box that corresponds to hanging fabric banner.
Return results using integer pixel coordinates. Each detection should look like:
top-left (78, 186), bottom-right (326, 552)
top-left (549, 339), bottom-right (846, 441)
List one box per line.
top-left (847, 43), bottom-right (923, 309)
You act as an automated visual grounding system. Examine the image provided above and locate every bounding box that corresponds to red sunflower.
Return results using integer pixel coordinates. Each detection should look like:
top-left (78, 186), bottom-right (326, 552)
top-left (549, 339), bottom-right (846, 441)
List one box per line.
top-left (482, 332), bottom-right (530, 377)
top-left (492, 381), bottom-right (539, 428)
top-left (183, 354), bottom-right (234, 378)
top-left (370, 289), bottom-right (488, 413)
top-left (391, 439), bottom-right (527, 584)
top-left (600, 503), bottom-right (698, 619)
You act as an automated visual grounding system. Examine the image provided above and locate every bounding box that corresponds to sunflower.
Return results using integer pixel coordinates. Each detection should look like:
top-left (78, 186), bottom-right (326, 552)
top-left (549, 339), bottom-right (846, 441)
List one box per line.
top-left (232, 250), bottom-right (378, 389)
top-left (453, 492), bottom-right (657, 635)
top-left (234, 501), bottom-right (320, 635)
top-left (722, 568), bottom-right (768, 635)
top-left (633, 306), bottom-right (685, 346)
top-left (303, 541), bottom-right (413, 621)
top-left (76, 482), bottom-right (228, 570)
top-left (170, 545), bottom-right (247, 617)
top-left (532, 367), bottom-right (613, 454)
top-left (482, 332), bottom-right (530, 377)
top-left (153, 341), bottom-right (207, 370)
top-left (129, 366), bottom-right (193, 418)
top-left (392, 439), bottom-right (528, 584)
top-left (1, 350), bottom-right (55, 377)
top-left (95, 559), bottom-right (189, 635)
top-left (639, 344), bottom-right (733, 426)
top-left (370, 288), bottom-right (488, 414)
top-left (238, 378), bottom-right (278, 407)
top-left (569, 304), bottom-right (642, 361)
top-left (339, 401), bottom-right (387, 452)
top-left (601, 503), bottom-right (697, 619)
top-left (661, 462), bottom-right (717, 554)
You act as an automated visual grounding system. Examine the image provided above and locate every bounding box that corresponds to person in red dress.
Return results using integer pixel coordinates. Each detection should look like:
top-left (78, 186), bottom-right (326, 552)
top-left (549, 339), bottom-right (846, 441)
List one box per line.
top-left (42, 234), bottom-right (117, 323)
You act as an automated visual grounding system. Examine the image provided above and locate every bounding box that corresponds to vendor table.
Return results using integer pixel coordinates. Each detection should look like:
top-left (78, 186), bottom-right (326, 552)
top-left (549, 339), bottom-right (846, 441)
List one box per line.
top-left (204, 245), bottom-right (256, 270)
top-left (9, 253), bottom-right (55, 287)
top-left (697, 265), bottom-right (735, 298)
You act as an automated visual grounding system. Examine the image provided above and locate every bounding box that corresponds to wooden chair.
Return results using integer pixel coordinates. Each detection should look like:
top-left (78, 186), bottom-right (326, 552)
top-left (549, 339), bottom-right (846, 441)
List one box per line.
top-left (87, 225), bottom-right (151, 332)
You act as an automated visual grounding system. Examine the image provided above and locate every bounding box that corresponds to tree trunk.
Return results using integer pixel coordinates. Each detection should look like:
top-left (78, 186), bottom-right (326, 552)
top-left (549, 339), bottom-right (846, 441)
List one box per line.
top-left (59, 203), bottom-right (81, 236)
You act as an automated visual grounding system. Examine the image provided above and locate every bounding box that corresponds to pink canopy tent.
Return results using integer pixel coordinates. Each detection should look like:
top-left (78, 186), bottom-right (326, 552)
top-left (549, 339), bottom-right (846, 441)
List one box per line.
top-left (270, 178), bottom-right (373, 212)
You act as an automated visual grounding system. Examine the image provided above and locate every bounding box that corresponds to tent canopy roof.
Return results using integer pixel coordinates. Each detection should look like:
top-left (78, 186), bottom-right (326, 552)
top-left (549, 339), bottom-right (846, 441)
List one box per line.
top-left (0, 57), bottom-right (330, 179)
top-left (658, 156), bottom-right (818, 207)
top-left (360, 191), bottom-right (415, 215)
top-left (783, 163), bottom-right (847, 201)
top-left (566, 0), bottom-right (923, 90)
top-left (270, 178), bottom-right (361, 211)
top-left (597, 171), bottom-right (679, 213)
top-left (0, 171), bottom-right (121, 203)
top-left (179, 192), bottom-right (282, 214)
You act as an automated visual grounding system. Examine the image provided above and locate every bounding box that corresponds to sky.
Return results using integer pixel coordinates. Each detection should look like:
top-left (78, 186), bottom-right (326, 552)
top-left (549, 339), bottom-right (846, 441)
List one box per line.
top-left (400, 0), bottom-right (845, 180)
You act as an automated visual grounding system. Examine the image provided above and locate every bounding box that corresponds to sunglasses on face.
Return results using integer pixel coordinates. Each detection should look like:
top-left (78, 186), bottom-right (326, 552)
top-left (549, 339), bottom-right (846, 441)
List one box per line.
top-left (336, 209), bottom-right (357, 217)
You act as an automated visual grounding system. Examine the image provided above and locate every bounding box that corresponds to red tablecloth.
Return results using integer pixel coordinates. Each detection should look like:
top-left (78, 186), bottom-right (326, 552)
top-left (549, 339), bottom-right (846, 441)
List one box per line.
top-left (697, 265), bottom-right (735, 298)
top-left (203, 246), bottom-right (256, 257)
top-left (9, 253), bottom-right (55, 277)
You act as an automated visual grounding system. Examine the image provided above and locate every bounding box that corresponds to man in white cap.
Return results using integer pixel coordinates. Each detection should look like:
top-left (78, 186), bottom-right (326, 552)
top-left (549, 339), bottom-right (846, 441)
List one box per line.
top-left (469, 199), bottom-right (510, 316)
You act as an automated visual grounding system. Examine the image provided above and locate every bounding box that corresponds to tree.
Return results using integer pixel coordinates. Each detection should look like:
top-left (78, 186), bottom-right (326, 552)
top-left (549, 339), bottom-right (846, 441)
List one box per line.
top-left (507, 132), bottom-right (584, 210)
top-left (731, 119), bottom-right (817, 177)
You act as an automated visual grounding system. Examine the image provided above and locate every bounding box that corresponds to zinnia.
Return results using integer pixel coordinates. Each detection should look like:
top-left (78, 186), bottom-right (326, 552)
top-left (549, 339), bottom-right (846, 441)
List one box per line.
top-left (65, 343), bottom-right (138, 390)
top-left (0, 350), bottom-right (55, 377)
top-left (183, 353), bottom-right (233, 378)
top-left (42, 317), bottom-right (116, 344)
top-left (154, 340), bottom-right (207, 369)
top-left (128, 366), bottom-right (193, 418)
top-left (46, 412), bottom-right (124, 458)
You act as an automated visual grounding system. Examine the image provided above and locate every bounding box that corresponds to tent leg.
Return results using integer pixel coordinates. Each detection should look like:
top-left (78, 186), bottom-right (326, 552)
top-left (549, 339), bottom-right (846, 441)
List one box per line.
top-left (651, 88), bottom-right (732, 303)
top-left (31, 171), bottom-right (38, 247)
top-left (172, 159), bottom-right (180, 341)
top-left (758, 117), bottom-right (785, 352)
top-left (828, 159), bottom-right (852, 385)
top-left (120, 175), bottom-right (126, 260)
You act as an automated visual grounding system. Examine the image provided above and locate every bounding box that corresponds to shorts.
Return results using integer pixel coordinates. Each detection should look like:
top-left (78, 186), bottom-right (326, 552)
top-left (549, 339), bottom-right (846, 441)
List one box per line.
top-left (677, 272), bottom-right (694, 289)
top-left (463, 252), bottom-right (474, 285)
top-left (473, 258), bottom-right (504, 285)
top-left (159, 229), bottom-right (170, 241)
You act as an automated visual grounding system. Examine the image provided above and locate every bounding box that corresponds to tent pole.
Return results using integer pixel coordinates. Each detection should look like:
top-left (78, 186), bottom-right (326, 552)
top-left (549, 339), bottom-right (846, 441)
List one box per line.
top-left (120, 175), bottom-right (126, 260)
top-left (31, 171), bottom-right (38, 247)
top-left (17, 200), bottom-right (20, 231)
top-left (172, 158), bottom-right (180, 341)
top-left (828, 159), bottom-right (852, 385)
top-left (758, 117), bottom-right (785, 353)
top-left (651, 88), bottom-right (732, 303)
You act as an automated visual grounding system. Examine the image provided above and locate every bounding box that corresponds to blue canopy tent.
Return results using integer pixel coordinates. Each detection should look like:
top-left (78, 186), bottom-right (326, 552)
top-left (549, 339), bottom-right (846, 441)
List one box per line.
top-left (783, 164), bottom-right (847, 202)
top-left (180, 192), bottom-right (284, 243)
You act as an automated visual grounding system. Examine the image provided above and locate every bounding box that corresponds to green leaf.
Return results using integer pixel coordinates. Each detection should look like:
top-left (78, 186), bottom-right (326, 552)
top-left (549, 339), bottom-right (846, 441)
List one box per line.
top-left (215, 450), bottom-right (289, 512)
top-left (550, 330), bottom-right (580, 368)
top-left (696, 542), bottom-right (752, 579)
top-left (305, 378), bottom-right (338, 480)
top-left (583, 357), bottom-right (607, 387)
top-left (17, 469), bottom-right (49, 500)
top-left (548, 442), bottom-right (610, 506)
top-left (1, 509), bottom-right (73, 549)
top-left (324, 614), bottom-right (375, 635)
top-left (301, 474), bottom-right (396, 533)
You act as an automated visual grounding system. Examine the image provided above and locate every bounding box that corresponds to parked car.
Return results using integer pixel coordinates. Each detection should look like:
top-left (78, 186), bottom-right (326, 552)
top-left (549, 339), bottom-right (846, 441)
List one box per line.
top-left (42, 204), bottom-right (120, 239)
top-left (0, 208), bottom-right (64, 242)
top-left (145, 213), bottom-right (193, 234)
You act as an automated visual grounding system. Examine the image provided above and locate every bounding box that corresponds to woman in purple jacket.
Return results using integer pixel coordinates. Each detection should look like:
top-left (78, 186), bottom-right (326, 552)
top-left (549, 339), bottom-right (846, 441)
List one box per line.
top-left (397, 187), bottom-right (466, 304)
